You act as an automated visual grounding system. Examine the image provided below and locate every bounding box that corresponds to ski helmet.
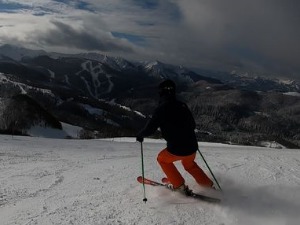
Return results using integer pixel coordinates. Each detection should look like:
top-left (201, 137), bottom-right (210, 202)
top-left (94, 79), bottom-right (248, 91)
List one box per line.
top-left (158, 79), bottom-right (176, 96)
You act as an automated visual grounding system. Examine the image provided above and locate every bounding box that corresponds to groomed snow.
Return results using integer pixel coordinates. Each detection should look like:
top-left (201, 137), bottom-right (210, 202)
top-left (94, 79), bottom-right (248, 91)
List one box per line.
top-left (0, 135), bottom-right (300, 225)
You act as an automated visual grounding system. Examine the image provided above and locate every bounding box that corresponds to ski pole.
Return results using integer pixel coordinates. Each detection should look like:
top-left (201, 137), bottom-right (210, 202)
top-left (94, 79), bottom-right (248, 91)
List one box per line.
top-left (197, 149), bottom-right (222, 191)
top-left (140, 142), bottom-right (148, 203)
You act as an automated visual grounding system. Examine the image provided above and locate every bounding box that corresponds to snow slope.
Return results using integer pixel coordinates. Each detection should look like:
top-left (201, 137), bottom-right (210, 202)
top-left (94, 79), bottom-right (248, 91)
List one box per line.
top-left (0, 135), bottom-right (300, 225)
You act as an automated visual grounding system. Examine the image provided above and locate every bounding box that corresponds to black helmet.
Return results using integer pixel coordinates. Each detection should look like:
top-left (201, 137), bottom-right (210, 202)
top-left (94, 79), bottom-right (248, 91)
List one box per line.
top-left (158, 79), bottom-right (176, 97)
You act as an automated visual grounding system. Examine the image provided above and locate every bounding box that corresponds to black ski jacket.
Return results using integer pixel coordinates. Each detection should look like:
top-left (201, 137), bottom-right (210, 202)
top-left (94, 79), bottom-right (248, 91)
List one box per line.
top-left (138, 96), bottom-right (198, 156)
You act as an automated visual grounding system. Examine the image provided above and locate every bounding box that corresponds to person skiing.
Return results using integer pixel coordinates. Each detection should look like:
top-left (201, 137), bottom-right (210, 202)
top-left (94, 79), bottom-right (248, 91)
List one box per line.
top-left (136, 79), bottom-right (214, 194)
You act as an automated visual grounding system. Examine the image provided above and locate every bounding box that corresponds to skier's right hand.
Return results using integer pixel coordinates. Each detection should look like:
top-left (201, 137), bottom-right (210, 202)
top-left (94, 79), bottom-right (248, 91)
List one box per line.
top-left (136, 135), bottom-right (144, 143)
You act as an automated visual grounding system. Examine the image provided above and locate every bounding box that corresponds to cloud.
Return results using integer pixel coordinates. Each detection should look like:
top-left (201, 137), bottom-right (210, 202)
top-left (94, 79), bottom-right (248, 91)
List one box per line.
top-left (32, 20), bottom-right (135, 53)
top-left (0, 0), bottom-right (299, 79)
top-left (173, 0), bottom-right (300, 76)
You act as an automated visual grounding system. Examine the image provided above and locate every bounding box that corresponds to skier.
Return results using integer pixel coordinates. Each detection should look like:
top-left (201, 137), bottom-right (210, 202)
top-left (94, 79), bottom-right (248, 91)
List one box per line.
top-left (136, 79), bottom-right (214, 194)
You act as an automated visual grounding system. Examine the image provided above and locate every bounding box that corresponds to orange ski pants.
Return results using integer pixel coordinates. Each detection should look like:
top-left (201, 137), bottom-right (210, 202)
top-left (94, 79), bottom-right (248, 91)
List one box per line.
top-left (157, 148), bottom-right (213, 189)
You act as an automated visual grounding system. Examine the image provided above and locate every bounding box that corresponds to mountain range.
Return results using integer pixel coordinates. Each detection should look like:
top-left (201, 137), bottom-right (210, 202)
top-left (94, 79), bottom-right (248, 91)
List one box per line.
top-left (0, 44), bottom-right (299, 148)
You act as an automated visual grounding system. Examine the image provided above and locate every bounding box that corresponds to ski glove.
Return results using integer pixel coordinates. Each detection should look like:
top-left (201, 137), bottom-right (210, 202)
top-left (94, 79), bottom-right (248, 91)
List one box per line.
top-left (136, 135), bottom-right (144, 143)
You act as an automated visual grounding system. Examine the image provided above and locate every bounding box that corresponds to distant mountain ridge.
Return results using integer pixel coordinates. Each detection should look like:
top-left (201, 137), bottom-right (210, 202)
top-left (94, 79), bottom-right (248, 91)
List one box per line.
top-left (194, 67), bottom-right (300, 93)
top-left (0, 44), bottom-right (299, 148)
top-left (1, 44), bottom-right (299, 93)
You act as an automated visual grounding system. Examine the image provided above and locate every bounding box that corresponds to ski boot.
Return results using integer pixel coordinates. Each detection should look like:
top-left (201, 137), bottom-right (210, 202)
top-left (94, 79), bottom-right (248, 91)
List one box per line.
top-left (166, 183), bottom-right (193, 196)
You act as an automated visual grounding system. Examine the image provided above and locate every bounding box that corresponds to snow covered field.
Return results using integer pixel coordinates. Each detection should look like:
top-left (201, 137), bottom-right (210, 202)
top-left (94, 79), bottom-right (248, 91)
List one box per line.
top-left (1, 135), bottom-right (300, 225)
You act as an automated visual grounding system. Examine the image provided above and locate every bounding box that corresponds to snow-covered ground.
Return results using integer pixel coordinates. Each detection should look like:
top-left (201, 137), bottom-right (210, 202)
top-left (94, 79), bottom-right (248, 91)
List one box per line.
top-left (0, 135), bottom-right (300, 225)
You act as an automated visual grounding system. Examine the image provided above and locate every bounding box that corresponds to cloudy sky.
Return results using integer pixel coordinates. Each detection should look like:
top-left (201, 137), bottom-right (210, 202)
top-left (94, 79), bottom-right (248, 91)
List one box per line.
top-left (0, 0), bottom-right (299, 79)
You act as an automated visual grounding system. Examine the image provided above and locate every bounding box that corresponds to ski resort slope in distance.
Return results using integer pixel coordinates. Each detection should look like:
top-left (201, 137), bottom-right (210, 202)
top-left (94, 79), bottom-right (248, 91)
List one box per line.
top-left (1, 134), bottom-right (300, 225)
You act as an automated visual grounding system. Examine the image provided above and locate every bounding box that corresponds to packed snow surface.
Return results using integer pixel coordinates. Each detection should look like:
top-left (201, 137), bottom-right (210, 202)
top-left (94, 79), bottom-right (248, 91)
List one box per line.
top-left (0, 135), bottom-right (300, 225)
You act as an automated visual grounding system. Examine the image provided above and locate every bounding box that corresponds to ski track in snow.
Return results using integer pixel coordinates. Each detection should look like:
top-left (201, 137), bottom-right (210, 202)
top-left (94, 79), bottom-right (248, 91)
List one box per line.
top-left (0, 135), bottom-right (300, 225)
top-left (76, 61), bottom-right (113, 98)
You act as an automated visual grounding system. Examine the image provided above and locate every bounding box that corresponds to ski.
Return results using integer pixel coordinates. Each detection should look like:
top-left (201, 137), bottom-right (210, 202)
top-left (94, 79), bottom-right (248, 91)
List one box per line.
top-left (137, 176), bottom-right (221, 203)
top-left (137, 176), bottom-right (165, 186)
top-left (161, 177), bottom-right (221, 203)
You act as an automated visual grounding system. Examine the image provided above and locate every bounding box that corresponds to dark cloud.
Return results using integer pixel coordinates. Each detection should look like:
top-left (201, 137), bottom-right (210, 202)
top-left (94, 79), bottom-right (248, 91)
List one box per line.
top-left (173, 0), bottom-right (300, 78)
top-left (32, 21), bottom-right (134, 53)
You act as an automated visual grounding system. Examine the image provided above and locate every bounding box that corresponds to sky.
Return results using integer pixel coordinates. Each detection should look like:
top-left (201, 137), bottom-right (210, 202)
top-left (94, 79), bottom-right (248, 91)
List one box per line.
top-left (0, 0), bottom-right (299, 79)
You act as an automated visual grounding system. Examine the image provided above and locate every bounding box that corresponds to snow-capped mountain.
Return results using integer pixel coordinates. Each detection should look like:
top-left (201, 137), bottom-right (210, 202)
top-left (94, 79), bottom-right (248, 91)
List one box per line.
top-left (194, 67), bottom-right (300, 93)
top-left (75, 52), bottom-right (137, 72)
top-left (1, 44), bottom-right (299, 93)
top-left (138, 60), bottom-right (221, 85)
top-left (0, 44), bottom-right (300, 148)
top-left (225, 71), bottom-right (300, 92)
top-left (0, 44), bottom-right (47, 61)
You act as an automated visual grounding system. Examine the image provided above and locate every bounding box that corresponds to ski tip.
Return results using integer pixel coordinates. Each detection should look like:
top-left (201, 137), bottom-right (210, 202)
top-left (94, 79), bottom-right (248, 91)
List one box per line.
top-left (161, 177), bottom-right (169, 183)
